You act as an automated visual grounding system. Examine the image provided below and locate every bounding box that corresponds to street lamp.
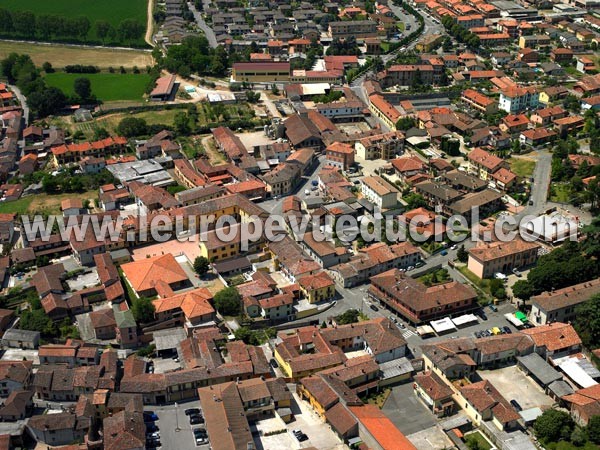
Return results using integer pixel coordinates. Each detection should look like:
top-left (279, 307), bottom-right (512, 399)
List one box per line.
top-left (175, 402), bottom-right (180, 432)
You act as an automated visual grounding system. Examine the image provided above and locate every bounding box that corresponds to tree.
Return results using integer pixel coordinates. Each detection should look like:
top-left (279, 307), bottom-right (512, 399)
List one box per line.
top-left (271, 84), bottom-right (280, 95)
top-left (27, 87), bottom-right (67, 117)
top-left (19, 309), bottom-right (56, 337)
top-left (395, 116), bottom-right (416, 131)
top-left (336, 309), bottom-right (360, 325)
top-left (214, 286), bottom-right (241, 316)
top-left (457, 245), bottom-right (468, 263)
top-left (193, 256), bottom-right (210, 276)
top-left (174, 111), bottom-right (190, 135)
top-left (570, 427), bottom-right (588, 447)
top-left (404, 193), bottom-right (427, 209)
top-left (42, 62), bottom-right (53, 73)
top-left (587, 415), bottom-right (600, 444)
top-left (573, 294), bottom-right (600, 350)
top-left (96, 20), bottom-right (112, 43)
top-left (74, 77), bottom-right (92, 101)
top-left (534, 409), bottom-right (574, 443)
top-left (117, 117), bottom-right (148, 137)
top-left (465, 436), bottom-right (482, 450)
top-left (131, 296), bottom-right (155, 323)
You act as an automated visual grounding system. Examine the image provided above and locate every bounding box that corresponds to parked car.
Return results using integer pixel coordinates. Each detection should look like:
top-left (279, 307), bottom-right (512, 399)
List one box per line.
top-left (292, 430), bottom-right (308, 442)
top-left (440, 250), bottom-right (448, 256)
top-left (185, 408), bottom-right (201, 416)
top-left (304, 189), bottom-right (310, 195)
top-left (370, 304), bottom-right (379, 312)
top-left (491, 327), bottom-right (502, 335)
top-left (146, 432), bottom-right (160, 440)
top-left (143, 413), bottom-right (158, 423)
top-left (502, 326), bottom-right (512, 334)
top-left (269, 358), bottom-right (279, 368)
top-left (146, 424), bottom-right (159, 433)
top-left (189, 415), bottom-right (204, 425)
top-left (512, 268), bottom-right (522, 277)
top-left (476, 310), bottom-right (487, 321)
top-left (450, 244), bottom-right (457, 250)
top-left (510, 399), bottom-right (522, 412)
top-left (389, 315), bottom-right (397, 323)
top-left (489, 304), bottom-right (498, 312)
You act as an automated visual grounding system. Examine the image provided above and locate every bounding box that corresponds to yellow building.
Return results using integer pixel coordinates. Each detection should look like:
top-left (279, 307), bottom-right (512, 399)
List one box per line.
top-left (415, 34), bottom-right (444, 52)
top-left (232, 62), bottom-right (290, 83)
top-left (297, 377), bottom-right (339, 419)
top-left (298, 271), bottom-right (335, 303)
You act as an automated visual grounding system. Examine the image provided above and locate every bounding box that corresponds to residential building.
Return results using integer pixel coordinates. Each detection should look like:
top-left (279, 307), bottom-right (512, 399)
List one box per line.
top-left (459, 380), bottom-right (521, 430)
top-left (326, 142), bottom-right (355, 170)
top-left (467, 239), bottom-right (540, 279)
top-left (368, 94), bottom-right (401, 130)
top-left (360, 175), bottom-right (399, 209)
top-left (328, 20), bottom-right (377, 39)
top-left (330, 242), bottom-right (421, 287)
top-left (529, 278), bottom-right (600, 326)
top-left (467, 147), bottom-right (509, 181)
top-left (355, 130), bottom-right (405, 160)
top-left (498, 85), bottom-right (539, 113)
top-left (27, 412), bottom-right (86, 446)
top-left (121, 253), bottom-right (190, 298)
top-left (368, 269), bottom-right (478, 324)
top-left (413, 371), bottom-right (455, 417)
top-left (461, 89), bottom-right (498, 114)
top-left (521, 322), bottom-right (582, 360)
top-left (298, 270), bottom-right (336, 303)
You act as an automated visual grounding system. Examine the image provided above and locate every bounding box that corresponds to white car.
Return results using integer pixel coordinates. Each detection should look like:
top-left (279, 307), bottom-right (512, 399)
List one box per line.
top-left (450, 245), bottom-right (457, 250)
top-left (304, 189), bottom-right (310, 195)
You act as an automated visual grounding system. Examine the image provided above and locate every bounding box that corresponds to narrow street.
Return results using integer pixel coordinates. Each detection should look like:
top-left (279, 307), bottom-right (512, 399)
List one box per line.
top-left (188, 1), bottom-right (218, 48)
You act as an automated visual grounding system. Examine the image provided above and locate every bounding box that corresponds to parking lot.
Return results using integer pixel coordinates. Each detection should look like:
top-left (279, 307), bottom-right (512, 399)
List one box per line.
top-left (478, 366), bottom-right (555, 410)
top-left (152, 401), bottom-right (208, 450)
top-left (382, 382), bottom-right (437, 436)
top-left (276, 392), bottom-right (346, 450)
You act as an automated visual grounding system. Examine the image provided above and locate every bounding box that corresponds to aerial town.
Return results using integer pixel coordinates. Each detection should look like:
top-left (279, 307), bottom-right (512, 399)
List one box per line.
top-left (0, 0), bottom-right (600, 449)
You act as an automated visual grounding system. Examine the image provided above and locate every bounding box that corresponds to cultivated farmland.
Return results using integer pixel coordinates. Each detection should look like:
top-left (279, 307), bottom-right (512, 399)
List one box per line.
top-left (0, 0), bottom-right (148, 47)
top-left (44, 73), bottom-right (152, 102)
top-left (0, 41), bottom-right (153, 69)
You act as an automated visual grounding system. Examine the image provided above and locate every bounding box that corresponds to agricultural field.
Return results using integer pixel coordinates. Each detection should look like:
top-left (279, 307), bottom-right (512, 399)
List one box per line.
top-left (44, 72), bottom-right (152, 102)
top-left (0, 0), bottom-right (148, 46)
top-left (0, 41), bottom-right (153, 69)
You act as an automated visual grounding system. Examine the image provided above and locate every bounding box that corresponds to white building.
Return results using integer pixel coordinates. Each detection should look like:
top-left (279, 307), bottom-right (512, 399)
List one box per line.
top-left (360, 175), bottom-right (399, 209)
top-left (499, 86), bottom-right (539, 113)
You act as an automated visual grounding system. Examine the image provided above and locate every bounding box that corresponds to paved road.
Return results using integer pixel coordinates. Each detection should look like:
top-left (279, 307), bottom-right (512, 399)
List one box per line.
top-left (188, 1), bottom-right (218, 48)
top-left (350, 4), bottom-right (444, 128)
top-left (515, 150), bottom-right (552, 222)
top-left (7, 83), bottom-right (29, 126)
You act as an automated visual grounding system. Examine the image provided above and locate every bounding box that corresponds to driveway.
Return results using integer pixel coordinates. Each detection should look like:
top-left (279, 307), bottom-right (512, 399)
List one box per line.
top-left (478, 366), bottom-right (555, 410)
top-left (382, 382), bottom-right (437, 436)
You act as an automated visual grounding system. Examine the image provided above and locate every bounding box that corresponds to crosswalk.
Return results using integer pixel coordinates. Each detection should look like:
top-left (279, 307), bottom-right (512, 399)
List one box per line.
top-left (399, 327), bottom-right (416, 339)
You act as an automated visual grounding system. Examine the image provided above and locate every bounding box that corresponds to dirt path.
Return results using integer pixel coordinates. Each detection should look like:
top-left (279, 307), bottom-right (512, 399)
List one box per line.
top-left (145, 0), bottom-right (155, 47)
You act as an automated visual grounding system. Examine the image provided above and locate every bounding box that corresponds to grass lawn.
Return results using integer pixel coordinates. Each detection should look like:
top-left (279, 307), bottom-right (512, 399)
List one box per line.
top-left (2, 0), bottom-right (147, 44)
top-left (0, 41), bottom-right (152, 69)
top-left (0, 191), bottom-right (97, 216)
top-left (44, 73), bottom-right (151, 102)
top-left (29, 191), bottom-right (98, 216)
top-left (457, 265), bottom-right (492, 300)
top-left (550, 183), bottom-right (572, 203)
top-left (362, 388), bottom-right (391, 409)
top-left (397, 21), bottom-right (405, 31)
top-left (509, 157), bottom-right (536, 178)
top-left (464, 431), bottom-right (492, 450)
top-left (0, 196), bottom-right (33, 214)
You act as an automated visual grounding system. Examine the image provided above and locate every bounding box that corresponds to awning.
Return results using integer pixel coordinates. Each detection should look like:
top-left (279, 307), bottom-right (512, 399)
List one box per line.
top-left (505, 313), bottom-right (524, 327)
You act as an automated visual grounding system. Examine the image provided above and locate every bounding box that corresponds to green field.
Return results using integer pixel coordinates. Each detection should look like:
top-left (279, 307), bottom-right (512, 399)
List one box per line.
top-left (0, 0), bottom-right (147, 46)
top-left (45, 73), bottom-right (151, 102)
top-left (508, 157), bottom-right (536, 178)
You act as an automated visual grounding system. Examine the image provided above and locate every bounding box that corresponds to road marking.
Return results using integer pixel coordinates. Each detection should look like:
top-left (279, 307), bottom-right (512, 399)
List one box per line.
top-left (401, 329), bottom-right (416, 339)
